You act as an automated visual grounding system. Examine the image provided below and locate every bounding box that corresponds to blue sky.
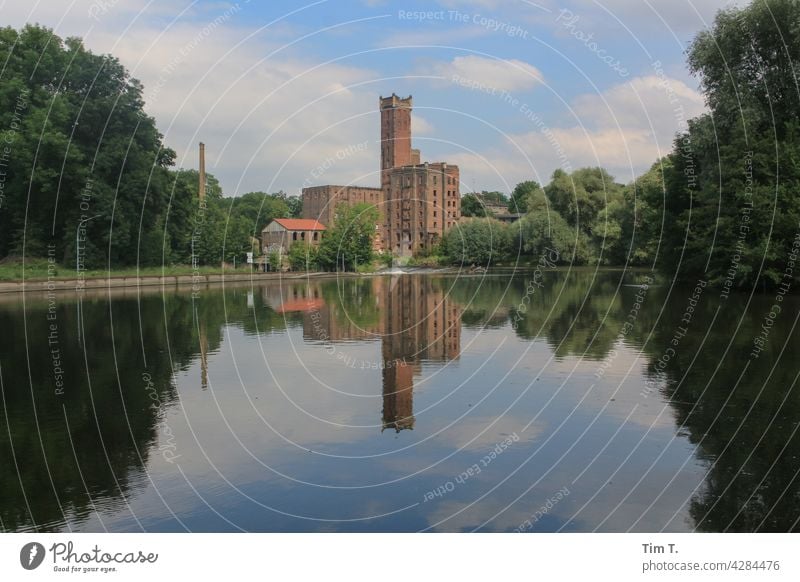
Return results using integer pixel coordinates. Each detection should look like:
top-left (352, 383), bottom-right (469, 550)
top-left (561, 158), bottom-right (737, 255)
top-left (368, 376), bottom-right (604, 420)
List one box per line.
top-left (4, 0), bottom-right (744, 196)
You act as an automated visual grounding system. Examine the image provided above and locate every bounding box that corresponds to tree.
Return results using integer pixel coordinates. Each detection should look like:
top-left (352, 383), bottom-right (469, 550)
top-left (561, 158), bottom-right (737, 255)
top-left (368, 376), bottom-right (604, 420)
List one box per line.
top-left (231, 191), bottom-right (290, 236)
top-left (545, 168), bottom-right (623, 229)
top-left (0, 25), bottom-right (182, 268)
top-left (274, 191), bottom-right (302, 218)
top-left (288, 241), bottom-right (318, 271)
top-left (620, 160), bottom-right (670, 267)
top-left (517, 211), bottom-right (592, 265)
top-left (317, 203), bottom-right (379, 271)
top-left (461, 193), bottom-right (488, 217)
top-left (440, 219), bottom-right (514, 266)
top-left (658, 0), bottom-right (800, 288)
top-left (508, 181), bottom-right (542, 214)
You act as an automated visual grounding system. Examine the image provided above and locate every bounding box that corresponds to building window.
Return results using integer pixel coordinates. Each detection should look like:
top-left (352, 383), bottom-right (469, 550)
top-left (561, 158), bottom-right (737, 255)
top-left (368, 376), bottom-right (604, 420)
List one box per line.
top-left (292, 232), bottom-right (298, 241)
top-left (313, 232), bottom-right (318, 241)
top-left (301, 232), bottom-right (306, 240)
top-left (433, 211), bottom-right (437, 217)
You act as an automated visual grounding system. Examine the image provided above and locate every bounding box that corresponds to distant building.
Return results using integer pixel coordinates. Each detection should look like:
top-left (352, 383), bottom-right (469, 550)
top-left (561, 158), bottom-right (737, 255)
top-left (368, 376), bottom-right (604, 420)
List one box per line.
top-left (300, 93), bottom-right (460, 257)
top-left (301, 185), bottom-right (382, 229)
top-left (493, 212), bottom-right (523, 224)
top-left (381, 94), bottom-right (461, 257)
top-left (384, 161), bottom-right (460, 256)
top-left (261, 218), bottom-right (325, 255)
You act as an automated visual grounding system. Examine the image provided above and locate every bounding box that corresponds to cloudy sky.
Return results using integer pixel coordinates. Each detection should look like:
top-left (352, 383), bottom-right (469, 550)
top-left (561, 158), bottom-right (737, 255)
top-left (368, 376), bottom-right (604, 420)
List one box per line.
top-left (2, 0), bottom-right (743, 196)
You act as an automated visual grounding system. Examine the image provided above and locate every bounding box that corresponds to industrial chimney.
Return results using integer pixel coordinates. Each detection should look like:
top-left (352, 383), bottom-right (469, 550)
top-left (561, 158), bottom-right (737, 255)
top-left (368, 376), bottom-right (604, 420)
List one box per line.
top-left (198, 142), bottom-right (206, 202)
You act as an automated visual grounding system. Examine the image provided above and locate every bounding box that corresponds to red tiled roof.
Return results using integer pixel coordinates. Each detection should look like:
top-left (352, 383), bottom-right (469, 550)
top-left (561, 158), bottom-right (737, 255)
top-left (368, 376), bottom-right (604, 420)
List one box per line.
top-left (276, 298), bottom-right (325, 313)
top-left (272, 218), bottom-right (326, 231)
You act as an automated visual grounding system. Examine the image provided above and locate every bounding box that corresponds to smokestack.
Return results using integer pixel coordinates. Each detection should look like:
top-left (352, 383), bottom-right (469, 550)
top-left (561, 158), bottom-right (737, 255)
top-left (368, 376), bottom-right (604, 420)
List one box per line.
top-left (198, 142), bottom-right (206, 202)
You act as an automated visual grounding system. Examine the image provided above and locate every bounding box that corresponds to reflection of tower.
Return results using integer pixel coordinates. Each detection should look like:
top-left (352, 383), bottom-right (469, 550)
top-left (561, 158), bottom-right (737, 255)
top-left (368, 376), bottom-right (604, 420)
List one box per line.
top-left (199, 319), bottom-right (209, 391)
top-left (381, 361), bottom-right (415, 432)
top-left (380, 276), bottom-right (461, 432)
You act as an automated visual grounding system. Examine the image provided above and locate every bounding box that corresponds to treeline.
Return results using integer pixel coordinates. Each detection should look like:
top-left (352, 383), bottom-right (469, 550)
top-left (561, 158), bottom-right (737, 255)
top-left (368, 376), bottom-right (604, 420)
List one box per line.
top-left (440, 167), bottom-right (649, 268)
top-left (443, 0), bottom-right (800, 291)
top-left (0, 25), bottom-right (299, 270)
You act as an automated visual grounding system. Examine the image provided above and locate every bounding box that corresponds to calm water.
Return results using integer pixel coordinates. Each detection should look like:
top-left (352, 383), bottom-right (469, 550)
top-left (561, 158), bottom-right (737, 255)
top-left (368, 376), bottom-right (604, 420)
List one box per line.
top-left (1, 270), bottom-right (798, 532)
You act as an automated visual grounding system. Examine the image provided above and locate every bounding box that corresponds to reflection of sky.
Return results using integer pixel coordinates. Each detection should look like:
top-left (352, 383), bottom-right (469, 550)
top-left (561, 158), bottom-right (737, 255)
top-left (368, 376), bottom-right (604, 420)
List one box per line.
top-left (78, 309), bottom-right (706, 533)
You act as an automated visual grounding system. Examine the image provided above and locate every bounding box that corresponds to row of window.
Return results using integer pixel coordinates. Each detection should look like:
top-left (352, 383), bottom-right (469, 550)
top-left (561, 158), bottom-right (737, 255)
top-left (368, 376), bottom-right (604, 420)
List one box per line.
top-left (289, 232), bottom-right (319, 241)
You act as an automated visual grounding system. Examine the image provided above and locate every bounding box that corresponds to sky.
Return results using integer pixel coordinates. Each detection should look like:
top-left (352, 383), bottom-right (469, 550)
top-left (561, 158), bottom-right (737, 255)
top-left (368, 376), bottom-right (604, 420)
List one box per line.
top-left (2, 0), bottom-right (745, 197)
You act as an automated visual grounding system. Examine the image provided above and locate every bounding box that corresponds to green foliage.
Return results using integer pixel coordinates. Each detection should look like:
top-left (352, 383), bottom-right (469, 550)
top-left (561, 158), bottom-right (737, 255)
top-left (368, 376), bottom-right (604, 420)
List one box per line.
top-left (440, 219), bottom-right (515, 266)
top-left (657, 0), bottom-right (800, 289)
top-left (0, 24), bottom-right (296, 271)
top-left (517, 211), bottom-right (592, 265)
top-left (545, 167), bottom-right (624, 230)
top-left (0, 25), bottom-right (178, 268)
top-left (281, 192), bottom-right (303, 218)
top-left (288, 241), bottom-right (319, 271)
top-left (460, 194), bottom-right (488, 217)
top-left (268, 250), bottom-right (282, 272)
top-left (317, 203), bottom-right (379, 271)
top-left (508, 181), bottom-right (543, 213)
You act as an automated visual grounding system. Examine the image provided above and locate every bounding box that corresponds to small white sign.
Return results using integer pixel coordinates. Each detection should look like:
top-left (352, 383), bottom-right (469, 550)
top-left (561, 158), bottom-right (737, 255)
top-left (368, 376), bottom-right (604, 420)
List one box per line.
top-left (246, 252), bottom-right (253, 264)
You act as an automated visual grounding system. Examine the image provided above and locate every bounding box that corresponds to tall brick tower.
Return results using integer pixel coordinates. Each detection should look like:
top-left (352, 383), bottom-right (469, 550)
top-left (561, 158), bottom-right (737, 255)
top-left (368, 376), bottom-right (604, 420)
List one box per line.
top-left (380, 94), bottom-right (413, 190)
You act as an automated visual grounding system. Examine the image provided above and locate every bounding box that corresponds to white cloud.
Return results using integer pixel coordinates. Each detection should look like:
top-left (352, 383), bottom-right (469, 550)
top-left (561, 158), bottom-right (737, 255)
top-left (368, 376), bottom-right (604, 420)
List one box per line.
top-left (5, 1), bottom-right (386, 196)
top-left (430, 55), bottom-right (544, 92)
top-left (413, 114), bottom-right (435, 136)
top-left (377, 26), bottom-right (490, 49)
top-left (447, 73), bottom-right (706, 189)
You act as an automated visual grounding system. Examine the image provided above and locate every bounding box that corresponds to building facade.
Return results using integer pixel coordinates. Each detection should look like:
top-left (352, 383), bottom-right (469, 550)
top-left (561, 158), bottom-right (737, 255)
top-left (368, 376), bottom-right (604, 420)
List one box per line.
top-left (300, 93), bottom-right (460, 257)
top-left (261, 218), bottom-right (326, 255)
top-left (301, 185), bottom-right (382, 228)
top-left (380, 94), bottom-right (460, 257)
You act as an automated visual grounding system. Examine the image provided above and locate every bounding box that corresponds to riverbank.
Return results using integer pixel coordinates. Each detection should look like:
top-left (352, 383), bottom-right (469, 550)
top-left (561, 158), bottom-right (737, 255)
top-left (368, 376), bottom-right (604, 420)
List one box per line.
top-left (0, 270), bottom-right (366, 294)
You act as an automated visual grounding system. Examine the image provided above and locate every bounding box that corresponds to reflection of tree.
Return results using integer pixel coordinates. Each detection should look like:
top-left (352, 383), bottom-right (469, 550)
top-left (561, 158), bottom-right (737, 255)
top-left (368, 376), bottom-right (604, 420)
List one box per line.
top-left (322, 278), bottom-right (382, 332)
top-left (639, 290), bottom-right (800, 532)
top-left (0, 287), bottom-right (290, 532)
top-left (0, 296), bottom-right (178, 531)
top-left (448, 270), bottom-right (625, 360)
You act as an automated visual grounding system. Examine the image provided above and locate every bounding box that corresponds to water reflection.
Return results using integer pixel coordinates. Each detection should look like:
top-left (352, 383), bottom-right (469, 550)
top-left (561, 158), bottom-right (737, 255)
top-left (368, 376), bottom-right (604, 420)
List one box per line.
top-left (262, 276), bottom-right (462, 432)
top-left (0, 270), bottom-right (798, 532)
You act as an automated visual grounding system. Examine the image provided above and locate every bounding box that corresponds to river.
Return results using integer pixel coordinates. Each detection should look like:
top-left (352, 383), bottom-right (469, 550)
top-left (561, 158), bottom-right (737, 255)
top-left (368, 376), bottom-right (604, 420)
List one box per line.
top-left (1, 269), bottom-right (798, 532)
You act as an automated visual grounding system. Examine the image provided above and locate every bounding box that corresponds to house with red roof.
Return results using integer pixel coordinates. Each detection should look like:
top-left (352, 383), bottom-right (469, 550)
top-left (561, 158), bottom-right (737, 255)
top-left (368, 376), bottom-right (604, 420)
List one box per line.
top-left (261, 218), bottom-right (326, 258)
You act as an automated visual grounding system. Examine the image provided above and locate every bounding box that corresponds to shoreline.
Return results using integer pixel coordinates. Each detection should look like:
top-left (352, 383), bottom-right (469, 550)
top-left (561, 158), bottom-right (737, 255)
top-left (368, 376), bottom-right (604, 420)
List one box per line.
top-left (0, 271), bottom-right (365, 295)
top-left (0, 264), bottom-right (659, 295)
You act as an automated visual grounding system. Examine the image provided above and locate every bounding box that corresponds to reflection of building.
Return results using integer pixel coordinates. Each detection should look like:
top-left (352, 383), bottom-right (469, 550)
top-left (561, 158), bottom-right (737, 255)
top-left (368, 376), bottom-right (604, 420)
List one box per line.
top-left (261, 276), bottom-right (461, 432)
top-left (381, 276), bottom-right (461, 432)
top-left (300, 94), bottom-right (460, 257)
top-left (261, 218), bottom-right (326, 255)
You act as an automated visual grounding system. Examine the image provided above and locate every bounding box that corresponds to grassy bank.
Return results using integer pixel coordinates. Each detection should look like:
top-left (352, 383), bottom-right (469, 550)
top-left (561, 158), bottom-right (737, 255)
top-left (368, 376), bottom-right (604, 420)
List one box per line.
top-left (0, 257), bottom-right (245, 282)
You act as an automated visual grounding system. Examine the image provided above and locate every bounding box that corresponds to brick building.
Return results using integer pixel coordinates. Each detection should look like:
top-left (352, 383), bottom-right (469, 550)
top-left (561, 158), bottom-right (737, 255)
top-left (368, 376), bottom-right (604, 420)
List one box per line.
top-left (261, 218), bottom-right (325, 255)
top-left (301, 93), bottom-right (460, 257)
top-left (301, 185), bottom-right (382, 228)
top-left (379, 94), bottom-right (460, 257)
